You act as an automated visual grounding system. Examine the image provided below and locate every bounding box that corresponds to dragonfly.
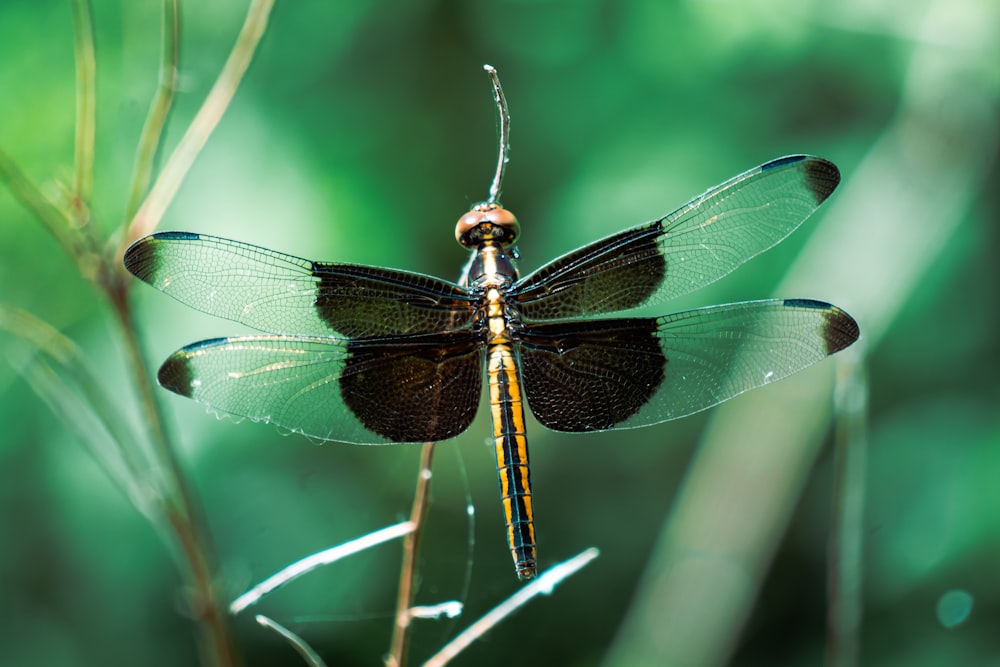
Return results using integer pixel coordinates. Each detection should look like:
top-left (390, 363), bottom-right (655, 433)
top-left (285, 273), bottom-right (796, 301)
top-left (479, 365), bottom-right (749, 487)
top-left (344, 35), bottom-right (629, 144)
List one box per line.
top-left (124, 68), bottom-right (859, 580)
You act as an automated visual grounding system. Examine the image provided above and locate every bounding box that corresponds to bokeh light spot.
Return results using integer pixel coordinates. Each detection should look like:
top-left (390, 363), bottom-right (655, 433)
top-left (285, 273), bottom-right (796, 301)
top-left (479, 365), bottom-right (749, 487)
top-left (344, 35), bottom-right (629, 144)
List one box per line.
top-left (936, 589), bottom-right (973, 628)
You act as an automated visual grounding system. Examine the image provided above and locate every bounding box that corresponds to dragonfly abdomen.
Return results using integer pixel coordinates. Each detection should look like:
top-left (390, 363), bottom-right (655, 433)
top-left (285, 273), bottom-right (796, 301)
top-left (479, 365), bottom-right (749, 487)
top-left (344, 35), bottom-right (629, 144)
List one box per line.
top-left (487, 343), bottom-right (537, 580)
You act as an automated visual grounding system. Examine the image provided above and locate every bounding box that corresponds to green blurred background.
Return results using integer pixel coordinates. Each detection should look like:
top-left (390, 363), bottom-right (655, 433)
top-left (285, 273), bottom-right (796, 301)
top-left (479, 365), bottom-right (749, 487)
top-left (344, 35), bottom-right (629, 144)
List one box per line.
top-left (1, 1), bottom-right (998, 665)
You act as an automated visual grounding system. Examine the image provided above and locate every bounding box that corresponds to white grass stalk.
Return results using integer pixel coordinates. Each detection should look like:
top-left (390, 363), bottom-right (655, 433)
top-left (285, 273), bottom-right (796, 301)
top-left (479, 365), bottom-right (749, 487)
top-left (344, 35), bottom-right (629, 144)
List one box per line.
top-left (230, 521), bottom-right (414, 614)
top-left (423, 548), bottom-right (599, 666)
top-left (254, 615), bottom-right (327, 667)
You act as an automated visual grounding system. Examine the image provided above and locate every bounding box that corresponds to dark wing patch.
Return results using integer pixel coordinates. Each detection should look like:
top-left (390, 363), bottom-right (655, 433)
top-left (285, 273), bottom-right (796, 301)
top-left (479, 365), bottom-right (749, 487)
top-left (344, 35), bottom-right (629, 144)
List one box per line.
top-left (518, 319), bottom-right (665, 432)
top-left (311, 262), bottom-right (474, 338)
top-left (339, 333), bottom-right (483, 443)
top-left (511, 224), bottom-right (667, 320)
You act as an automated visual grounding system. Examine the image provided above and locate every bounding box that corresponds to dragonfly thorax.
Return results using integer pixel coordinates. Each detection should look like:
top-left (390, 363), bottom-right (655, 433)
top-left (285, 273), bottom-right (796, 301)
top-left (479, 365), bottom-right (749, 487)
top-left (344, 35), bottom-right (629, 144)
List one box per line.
top-left (462, 241), bottom-right (520, 293)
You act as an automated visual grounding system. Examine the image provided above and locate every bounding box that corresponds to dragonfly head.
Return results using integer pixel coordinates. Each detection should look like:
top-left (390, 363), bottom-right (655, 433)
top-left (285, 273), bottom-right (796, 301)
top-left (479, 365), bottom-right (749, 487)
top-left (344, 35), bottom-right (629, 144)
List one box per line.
top-left (456, 202), bottom-right (520, 248)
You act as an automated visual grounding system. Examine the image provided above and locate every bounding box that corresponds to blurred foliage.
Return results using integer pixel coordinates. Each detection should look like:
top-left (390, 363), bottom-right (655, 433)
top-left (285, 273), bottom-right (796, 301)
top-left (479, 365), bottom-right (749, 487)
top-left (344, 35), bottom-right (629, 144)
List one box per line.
top-left (1, 0), bottom-right (998, 666)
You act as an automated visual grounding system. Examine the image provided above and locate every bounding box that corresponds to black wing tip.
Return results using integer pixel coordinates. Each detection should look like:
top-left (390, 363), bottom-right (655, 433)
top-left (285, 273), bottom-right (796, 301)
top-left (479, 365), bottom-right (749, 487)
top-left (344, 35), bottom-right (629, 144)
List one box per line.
top-left (158, 356), bottom-right (195, 397)
top-left (824, 307), bottom-right (860, 355)
top-left (157, 340), bottom-right (225, 397)
top-left (763, 155), bottom-right (841, 204)
top-left (783, 298), bottom-right (860, 355)
top-left (122, 237), bottom-right (151, 278)
top-left (123, 231), bottom-right (204, 279)
top-left (802, 157), bottom-right (841, 204)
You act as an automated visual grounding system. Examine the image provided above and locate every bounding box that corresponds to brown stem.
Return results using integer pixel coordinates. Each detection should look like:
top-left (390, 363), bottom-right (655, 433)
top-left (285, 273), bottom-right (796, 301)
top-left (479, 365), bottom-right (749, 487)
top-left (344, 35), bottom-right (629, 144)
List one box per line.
top-left (386, 442), bottom-right (436, 667)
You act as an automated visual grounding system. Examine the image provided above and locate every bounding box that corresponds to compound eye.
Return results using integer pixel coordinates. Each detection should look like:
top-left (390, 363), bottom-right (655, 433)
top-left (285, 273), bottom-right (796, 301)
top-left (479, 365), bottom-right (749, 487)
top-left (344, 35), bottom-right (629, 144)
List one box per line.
top-left (483, 207), bottom-right (519, 237)
top-left (455, 210), bottom-right (483, 246)
top-left (455, 203), bottom-right (519, 247)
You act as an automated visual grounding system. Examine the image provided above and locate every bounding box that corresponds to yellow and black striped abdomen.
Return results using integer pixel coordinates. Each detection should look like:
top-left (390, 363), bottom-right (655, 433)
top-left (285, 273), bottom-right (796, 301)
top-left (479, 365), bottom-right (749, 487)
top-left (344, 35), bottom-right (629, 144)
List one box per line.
top-left (487, 343), bottom-right (536, 579)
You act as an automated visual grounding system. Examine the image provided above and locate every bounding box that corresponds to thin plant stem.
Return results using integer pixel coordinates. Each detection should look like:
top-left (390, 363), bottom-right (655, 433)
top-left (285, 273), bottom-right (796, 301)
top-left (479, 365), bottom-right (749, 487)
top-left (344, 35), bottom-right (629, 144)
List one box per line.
top-left (71, 0), bottom-right (96, 207)
top-left (230, 521), bottom-right (414, 615)
top-left (113, 294), bottom-right (241, 667)
top-left (826, 353), bottom-right (868, 667)
top-left (386, 442), bottom-right (436, 667)
top-left (424, 548), bottom-right (600, 667)
top-left (254, 616), bottom-right (327, 667)
top-left (126, 0), bottom-right (276, 244)
top-left (482, 65), bottom-right (510, 205)
top-left (124, 0), bottom-right (180, 223)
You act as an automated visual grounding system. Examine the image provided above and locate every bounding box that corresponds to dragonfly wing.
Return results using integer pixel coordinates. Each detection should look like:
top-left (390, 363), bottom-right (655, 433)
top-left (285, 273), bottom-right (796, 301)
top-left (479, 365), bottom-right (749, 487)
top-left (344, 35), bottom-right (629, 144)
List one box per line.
top-left (512, 156), bottom-right (839, 320)
top-left (158, 332), bottom-right (483, 444)
top-left (518, 299), bottom-right (858, 431)
top-left (125, 232), bottom-right (475, 337)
